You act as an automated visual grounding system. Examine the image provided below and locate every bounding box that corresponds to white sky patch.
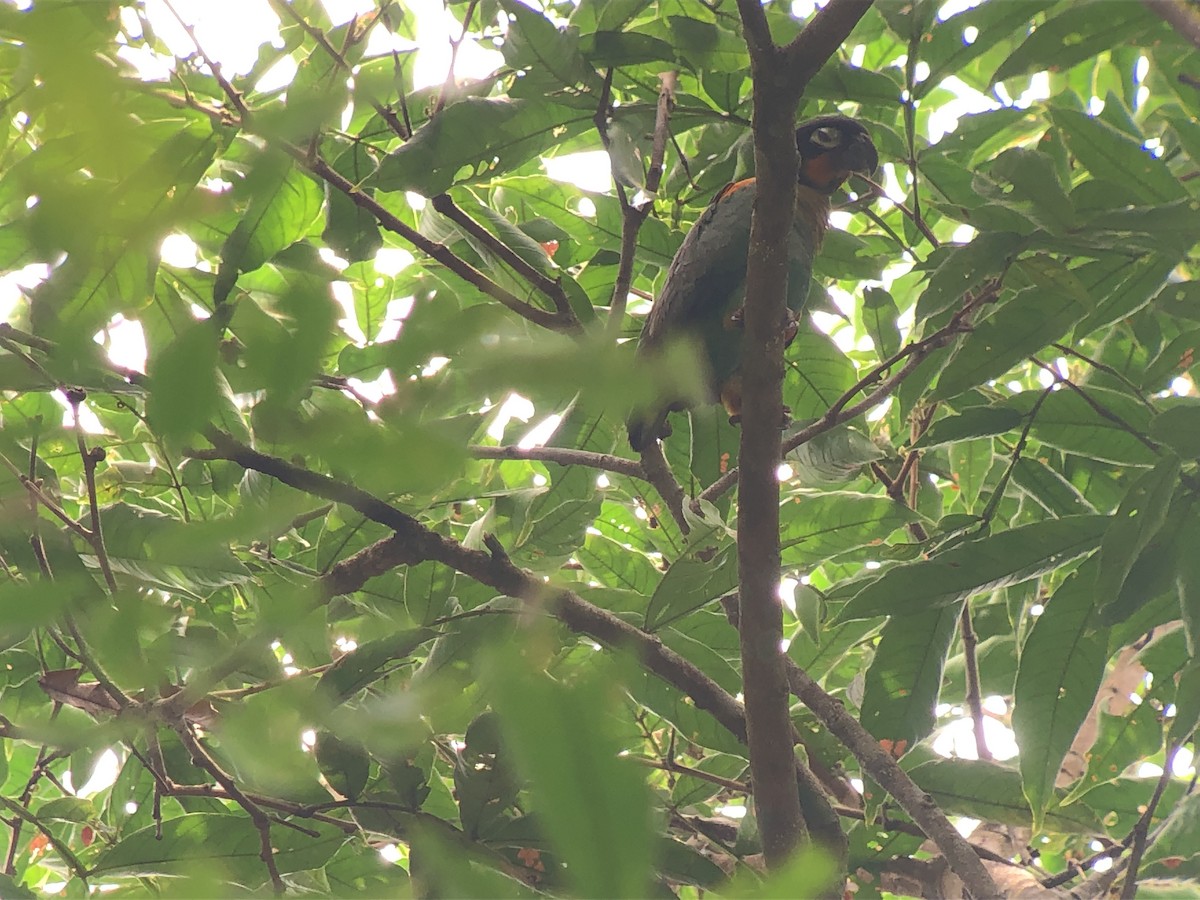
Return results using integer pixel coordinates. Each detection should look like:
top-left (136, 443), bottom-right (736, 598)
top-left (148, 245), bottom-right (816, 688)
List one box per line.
top-left (0, 263), bottom-right (50, 322)
top-left (379, 843), bottom-right (404, 864)
top-left (932, 716), bottom-right (1019, 761)
top-left (375, 296), bottom-right (416, 342)
top-left (375, 248), bottom-right (415, 276)
top-left (421, 355), bottom-right (450, 377)
top-left (161, 233), bottom-right (199, 268)
top-left (404, 0), bottom-right (504, 91)
top-left (487, 392), bottom-right (535, 440)
top-left (256, 55), bottom-right (299, 95)
top-left (100, 316), bottom-right (149, 374)
top-left (778, 576), bottom-right (798, 614)
top-left (519, 413), bottom-right (563, 449)
top-left (67, 749), bottom-right (122, 797)
top-left (926, 76), bottom-right (1000, 142)
top-left (322, 0), bottom-right (376, 24)
top-left (543, 151), bottom-right (613, 192)
top-left (142, 0), bottom-right (283, 76)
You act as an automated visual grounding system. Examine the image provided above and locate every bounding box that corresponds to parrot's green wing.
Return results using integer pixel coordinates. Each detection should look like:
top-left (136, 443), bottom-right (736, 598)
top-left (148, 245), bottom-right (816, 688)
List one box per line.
top-left (627, 179), bottom-right (819, 452)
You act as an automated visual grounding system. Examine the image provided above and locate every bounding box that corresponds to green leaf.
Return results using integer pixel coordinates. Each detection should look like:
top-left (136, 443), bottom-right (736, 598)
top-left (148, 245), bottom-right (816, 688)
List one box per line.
top-left (862, 286), bottom-right (901, 361)
top-left (219, 155), bottom-right (324, 292)
top-left (786, 425), bottom-right (884, 485)
top-left (488, 647), bottom-right (653, 899)
top-left (645, 546), bottom-right (737, 631)
top-left (913, 405), bottom-right (1023, 449)
top-left (932, 261), bottom-right (1092, 402)
top-left (1095, 455), bottom-right (1181, 622)
top-left (784, 329), bottom-right (858, 422)
top-left (1011, 457), bottom-right (1097, 517)
top-left (1143, 792), bottom-right (1200, 872)
top-left (992, 2), bottom-right (1155, 84)
top-left (1176, 513), bottom-right (1200, 659)
top-left (998, 386), bottom-right (1158, 466)
top-left (373, 98), bottom-right (595, 195)
top-left (317, 628), bottom-right (437, 704)
top-left (837, 515), bottom-right (1109, 621)
top-left (314, 731), bottom-right (369, 802)
top-left (779, 492), bottom-right (918, 567)
top-left (1013, 560), bottom-right (1110, 831)
top-left (91, 813), bottom-right (344, 883)
top-left (1062, 699), bottom-right (1163, 804)
top-left (860, 604), bottom-right (959, 749)
top-left (1049, 106), bottom-right (1180, 205)
top-left (908, 759), bottom-right (1104, 834)
top-left (914, 233), bottom-right (1026, 323)
top-left (1151, 405), bottom-right (1200, 457)
top-left (145, 321), bottom-right (224, 444)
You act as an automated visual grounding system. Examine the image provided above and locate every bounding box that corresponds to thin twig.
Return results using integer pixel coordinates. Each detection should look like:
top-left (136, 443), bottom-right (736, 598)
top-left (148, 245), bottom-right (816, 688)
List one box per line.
top-left (469, 444), bottom-right (645, 479)
top-left (65, 389), bottom-right (118, 593)
top-left (174, 724), bottom-right (285, 894)
top-left (430, 193), bottom-right (573, 318)
top-left (1120, 744), bottom-right (1178, 899)
top-left (434, 0), bottom-right (480, 114)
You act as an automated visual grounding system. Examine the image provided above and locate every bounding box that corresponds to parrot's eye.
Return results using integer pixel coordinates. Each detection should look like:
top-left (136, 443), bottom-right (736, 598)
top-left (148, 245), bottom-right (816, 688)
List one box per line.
top-left (811, 126), bottom-right (841, 149)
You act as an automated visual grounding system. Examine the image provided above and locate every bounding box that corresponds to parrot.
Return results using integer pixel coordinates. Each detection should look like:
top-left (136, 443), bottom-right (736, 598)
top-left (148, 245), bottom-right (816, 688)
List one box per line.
top-left (626, 115), bottom-right (878, 452)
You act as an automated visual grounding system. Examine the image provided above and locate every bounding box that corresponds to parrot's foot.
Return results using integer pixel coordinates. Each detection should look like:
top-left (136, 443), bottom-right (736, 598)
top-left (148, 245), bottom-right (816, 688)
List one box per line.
top-left (726, 307), bottom-right (800, 345)
top-left (728, 405), bottom-right (791, 429)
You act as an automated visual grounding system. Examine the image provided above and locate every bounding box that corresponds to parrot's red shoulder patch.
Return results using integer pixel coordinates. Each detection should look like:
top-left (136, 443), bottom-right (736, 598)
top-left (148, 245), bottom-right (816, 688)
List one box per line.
top-left (714, 177), bottom-right (756, 203)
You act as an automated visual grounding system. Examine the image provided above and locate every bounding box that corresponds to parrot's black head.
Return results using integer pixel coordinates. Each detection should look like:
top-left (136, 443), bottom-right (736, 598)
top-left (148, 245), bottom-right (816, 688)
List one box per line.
top-left (794, 115), bottom-right (878, 195)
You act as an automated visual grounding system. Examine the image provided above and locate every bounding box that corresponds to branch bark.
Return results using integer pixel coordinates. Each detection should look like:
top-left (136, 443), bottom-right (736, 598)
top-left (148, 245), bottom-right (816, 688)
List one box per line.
top-left (1143, 0), bottom-right (1200, 49)
top-left (732, 0), bottom-right (874, 869)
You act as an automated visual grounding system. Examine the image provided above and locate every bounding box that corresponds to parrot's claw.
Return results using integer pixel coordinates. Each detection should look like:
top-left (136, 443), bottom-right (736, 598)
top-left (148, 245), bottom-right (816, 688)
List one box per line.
top-left (728, 405), bottom-right (791, 429)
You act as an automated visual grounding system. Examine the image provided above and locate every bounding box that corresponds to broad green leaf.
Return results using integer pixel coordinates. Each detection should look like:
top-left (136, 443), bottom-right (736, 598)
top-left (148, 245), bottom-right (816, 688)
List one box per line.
top-left (1049, 106), bottom-right (1180, 205)
top-left (932, 262), bottom-right (1091, 402)
top-left (860, 604), bottom-right (958, 749)
top-left (317, 628), bottom-right (437, 704)
top-left (1177, 513), bottom-right (1200, 659)
top-left (488, 648), bottom-right (653, 899)
top-left (914, 232), bottom-right (1026, 323)
top-left (837, 515), bottom-right (1109, 621)
top-left (91, 813), bottom-right (344, 883)
top-left (998, 386), bottom-right (1158, 466)
top-left (373, 98), bottom-right (595, 195)
top-left (779, 492), bottom-right (918, 567)
top-left (1143, 792), bottom-right (1200, 872)
top-left (645, 546), bottom-right (737, 631)
top-left (786, 425), bottom-right (883, 484)
top-left (913, 405), bottom-right (1023, 448)
top-left (1095, 455), bottom-right (1181, 622)
top-left (1151, 405), bottom-right (1200, 457)
top-left (992, 2), bottom-right (1155, 84)
top-left (784, 329), bottom-right (858, 422)
top-left (861, 286), bottom-right (901, 361)
top-left (1013, 560), bottom-right (1110, 831)
top-left (908, 759), bottom-right (1104, 834)
top-left (1011, 457), bottom-right (1098, 517)
top-left (218, 155), bottom-right (324, 294)
top-left (1062, 700), bottom-right (1163, 804)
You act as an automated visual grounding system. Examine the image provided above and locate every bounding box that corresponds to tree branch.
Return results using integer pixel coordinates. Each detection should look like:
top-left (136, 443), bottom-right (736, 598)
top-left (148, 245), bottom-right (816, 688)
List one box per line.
top-left (1143, 0), bottom-right (1200, 49)
top-left (468, 444), bottom-right (644, 479)
top-left (302, 153), bottom-right (579, 333)
top-left (730, 0), bottom-right (878, 868)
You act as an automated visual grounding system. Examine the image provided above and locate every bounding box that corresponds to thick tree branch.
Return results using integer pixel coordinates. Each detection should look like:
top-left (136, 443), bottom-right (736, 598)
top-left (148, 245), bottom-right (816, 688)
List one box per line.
top-left (1143, 0), bottom-right (1200, 49)
top-left (731, 0), bottom-right (877, 868)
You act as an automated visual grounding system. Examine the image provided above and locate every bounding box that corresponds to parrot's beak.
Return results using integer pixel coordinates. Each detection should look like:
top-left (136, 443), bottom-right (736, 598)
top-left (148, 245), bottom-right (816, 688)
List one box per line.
top-left (842, 132), bottom-right (879, 179)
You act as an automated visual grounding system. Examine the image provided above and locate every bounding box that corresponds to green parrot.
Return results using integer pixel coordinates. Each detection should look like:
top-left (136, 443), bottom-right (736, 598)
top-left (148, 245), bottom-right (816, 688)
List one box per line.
top-left (626, 115), bottom-right (878, 452)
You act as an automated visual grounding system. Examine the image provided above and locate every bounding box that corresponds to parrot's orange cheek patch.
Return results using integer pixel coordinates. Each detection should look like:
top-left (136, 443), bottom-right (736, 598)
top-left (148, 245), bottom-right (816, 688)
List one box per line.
top-left (801, 153), bottom-right (848, 193)
top-left (720, 377), bottom-right (743, 420)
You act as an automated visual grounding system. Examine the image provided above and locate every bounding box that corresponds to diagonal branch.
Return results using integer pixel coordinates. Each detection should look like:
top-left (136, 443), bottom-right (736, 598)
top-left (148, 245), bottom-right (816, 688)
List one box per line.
top-left (303, 152), bottom-right (579, 333)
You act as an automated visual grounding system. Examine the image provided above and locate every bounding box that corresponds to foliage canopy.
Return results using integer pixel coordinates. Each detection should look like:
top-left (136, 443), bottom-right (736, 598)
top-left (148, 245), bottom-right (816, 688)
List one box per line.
top-left (0, 0), bottom-right (1199, 896)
